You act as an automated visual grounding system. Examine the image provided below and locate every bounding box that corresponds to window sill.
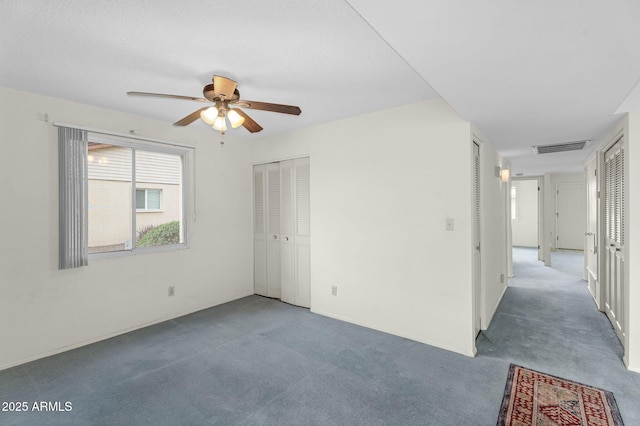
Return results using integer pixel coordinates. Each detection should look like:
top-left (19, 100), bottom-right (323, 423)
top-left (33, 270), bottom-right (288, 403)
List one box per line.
top-left (88, 243), bottom-right (189, 260)
top-left (136, 209), bottom-right (163, 213)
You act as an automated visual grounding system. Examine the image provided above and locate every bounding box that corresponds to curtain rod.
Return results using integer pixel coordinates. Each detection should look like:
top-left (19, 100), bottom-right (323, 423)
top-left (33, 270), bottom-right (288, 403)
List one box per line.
top-left (52, 122), bottom-right (195, 149)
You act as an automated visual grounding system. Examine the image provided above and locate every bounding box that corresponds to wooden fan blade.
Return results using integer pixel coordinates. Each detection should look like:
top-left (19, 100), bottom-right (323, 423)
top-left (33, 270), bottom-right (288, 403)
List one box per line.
top-left (127, 91), bottom-right (208, 102)
top-left (213, 75), bottom-right (237, 99)
top-left (234, 100), bottom-right (301, 115)
top-left (174, 107), bottom-right (208, 126)
top-left (231, 108), bottom-right (263, 133)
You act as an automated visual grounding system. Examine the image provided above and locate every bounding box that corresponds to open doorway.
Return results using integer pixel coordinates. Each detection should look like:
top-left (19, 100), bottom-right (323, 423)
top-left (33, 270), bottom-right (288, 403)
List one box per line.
top-left (511, 179), bottom-right (540, 265)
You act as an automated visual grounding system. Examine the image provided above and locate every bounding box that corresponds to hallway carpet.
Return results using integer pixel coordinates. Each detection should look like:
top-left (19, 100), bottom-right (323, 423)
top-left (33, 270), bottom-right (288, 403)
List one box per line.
top-left (1, 247), bottom-right (639, 425)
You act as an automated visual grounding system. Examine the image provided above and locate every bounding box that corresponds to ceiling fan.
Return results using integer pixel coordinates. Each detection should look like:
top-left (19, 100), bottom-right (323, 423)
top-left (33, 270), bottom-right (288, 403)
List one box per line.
top-left (127, 75), bottom-right (301, 135)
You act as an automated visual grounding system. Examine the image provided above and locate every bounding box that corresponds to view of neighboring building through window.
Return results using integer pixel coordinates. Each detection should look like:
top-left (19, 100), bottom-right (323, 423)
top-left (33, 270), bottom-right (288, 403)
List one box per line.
top-left (87, 142), bottom-right (184, 254)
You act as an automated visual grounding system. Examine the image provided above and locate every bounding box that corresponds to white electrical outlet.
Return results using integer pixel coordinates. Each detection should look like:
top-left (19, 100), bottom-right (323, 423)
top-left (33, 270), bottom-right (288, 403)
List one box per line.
top-left (331, 285), bottom-right (338, 296)
top-left (168, 286), bottom-right (175, 297)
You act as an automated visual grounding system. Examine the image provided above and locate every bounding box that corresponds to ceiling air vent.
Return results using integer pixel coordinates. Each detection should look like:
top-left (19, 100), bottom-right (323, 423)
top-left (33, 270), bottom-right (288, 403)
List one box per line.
top-left (532, 140), bottom-right (590, 154)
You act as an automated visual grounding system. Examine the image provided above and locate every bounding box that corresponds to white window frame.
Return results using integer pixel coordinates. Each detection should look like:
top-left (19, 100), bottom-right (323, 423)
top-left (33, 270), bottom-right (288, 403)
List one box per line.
top-left (88, 135), bottom-right (189, 258)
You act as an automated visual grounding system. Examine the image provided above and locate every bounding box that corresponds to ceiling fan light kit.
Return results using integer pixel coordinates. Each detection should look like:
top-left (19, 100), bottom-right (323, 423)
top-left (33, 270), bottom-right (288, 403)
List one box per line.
top-left (127, 75), bottom-right (301, 136)
top-left (227, 109), bottom-right (245, 128)
top-left (200, 106), bottom-right (218, 125)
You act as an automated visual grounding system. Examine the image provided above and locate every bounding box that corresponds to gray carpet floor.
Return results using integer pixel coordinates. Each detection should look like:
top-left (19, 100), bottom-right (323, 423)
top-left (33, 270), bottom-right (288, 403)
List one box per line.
top-left (1, 247), bottom-right (639, 425)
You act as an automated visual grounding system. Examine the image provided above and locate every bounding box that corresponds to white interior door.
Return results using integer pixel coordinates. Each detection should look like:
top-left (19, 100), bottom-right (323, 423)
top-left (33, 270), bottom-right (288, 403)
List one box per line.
top-left (472, 142), bottom-right (481, 336)
top-left (603, 138), bottom-right (625, 343)
top-left (586, 156), bottom-right (599, 302)
top-left (253, 164), bottom-right (267, 296)
top-left (266, 162), bottom-right (281, 298)
top-left (556, 183), bottom-right (586, 250)
top-left (538, 178), bottom-right (544, 261)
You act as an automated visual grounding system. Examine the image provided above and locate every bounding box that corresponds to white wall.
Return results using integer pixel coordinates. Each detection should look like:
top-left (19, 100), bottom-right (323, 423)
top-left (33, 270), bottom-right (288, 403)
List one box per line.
top-left (252, 98), bottom-right (505, 356)
top-left (0, 88), bottom-right (509, 367)
top-left (0, 87), bottom-right (254, 369)
top-left (476, 129), bottom-right (509, 331)
top-left (512, 179), bottom-right (539, 247)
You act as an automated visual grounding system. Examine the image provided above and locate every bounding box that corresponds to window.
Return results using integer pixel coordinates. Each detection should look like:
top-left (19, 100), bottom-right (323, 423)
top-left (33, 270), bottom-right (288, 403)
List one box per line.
top-left (87, 140), bottom-right (187, 254)
top-left (511, 185), bottom-right (518, 220)
top-left (58, 125), bottom-right (190, 268)
top-left (136, 189), bottom-right (161, 211)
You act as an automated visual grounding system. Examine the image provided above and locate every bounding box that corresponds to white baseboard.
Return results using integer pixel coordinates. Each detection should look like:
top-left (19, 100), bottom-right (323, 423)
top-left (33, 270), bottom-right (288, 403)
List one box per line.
top-left (0, 292), bottom-right (253, 372)
top-left (310, 308), bottom-right (476, 358)
top-left (483, 284), bottom-right (508, 331)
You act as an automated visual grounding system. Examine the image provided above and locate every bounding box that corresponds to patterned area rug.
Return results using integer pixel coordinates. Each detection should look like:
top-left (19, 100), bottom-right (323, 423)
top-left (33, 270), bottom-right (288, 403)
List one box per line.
top-left (497, 364), bottom-right (624, 425)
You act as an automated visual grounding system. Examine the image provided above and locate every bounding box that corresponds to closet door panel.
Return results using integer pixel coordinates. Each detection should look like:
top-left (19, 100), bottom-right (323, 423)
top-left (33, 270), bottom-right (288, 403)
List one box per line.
top-left (294, 157), bottom-right (311, 308)
top-left (253, 164), bottom-right (267, 296)
top-left (280, 160), bottom-right (295, 305)
top-left (266, 162), bottom-right (281, 299)
top-left (295, 245), bottom-right (311, 308)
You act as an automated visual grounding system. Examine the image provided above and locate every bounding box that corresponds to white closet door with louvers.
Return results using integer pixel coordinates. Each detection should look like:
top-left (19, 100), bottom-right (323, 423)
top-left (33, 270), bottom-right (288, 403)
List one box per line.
top-left (293, 157), bottom-right (310, 308)
top-left (253, 158), bottom-right (310, 308)
top-left (266, 162), bottom-right (282, 299)
top-left (253, 164), bottom-right (268, 297)
top-left (603, 137), bottom-right (625, 344)
top-left (279, 160), bottom-right (295, 304)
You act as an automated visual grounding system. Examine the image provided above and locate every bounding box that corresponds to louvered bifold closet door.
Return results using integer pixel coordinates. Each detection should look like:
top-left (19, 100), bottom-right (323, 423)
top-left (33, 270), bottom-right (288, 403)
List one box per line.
top-left (615, 146), bottom-right (625, 339)
top-left (253, 164), bottom-right (268, 296)
top-left (253, 158), bottom-right (310, 307)
top-left (279, 158), bottom-right (311, 308)
top-left (615, 149), bottom-right (623, 246)
top-left (279, 160), bottom-right (296, 305)
top-left (294, 157), bottom-right (311, 308)
top-left (603, 138), bottom-right (625, 343)
top-left (605, 158), bottom-right (612, 241)
top-left (266, 162), bottom-right (282, 298)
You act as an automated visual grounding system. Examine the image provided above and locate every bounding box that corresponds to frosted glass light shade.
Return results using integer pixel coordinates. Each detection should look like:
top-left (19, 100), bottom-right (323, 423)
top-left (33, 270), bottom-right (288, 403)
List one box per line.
top-left (212, 116), bottom-right (227, 132)
top-left (200, 107), bottom-right (218, 125)
top-left (227, 109), bottom-right (245, 128)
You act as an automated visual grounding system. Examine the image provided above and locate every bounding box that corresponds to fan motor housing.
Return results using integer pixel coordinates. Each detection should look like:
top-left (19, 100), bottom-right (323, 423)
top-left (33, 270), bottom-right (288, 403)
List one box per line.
top-left (203, 84), bottom-right (240, 103)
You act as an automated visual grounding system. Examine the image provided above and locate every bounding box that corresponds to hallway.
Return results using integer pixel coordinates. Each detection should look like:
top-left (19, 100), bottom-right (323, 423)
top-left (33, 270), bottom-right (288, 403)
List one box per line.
top-left (477, 246), bottom-right (640, 423)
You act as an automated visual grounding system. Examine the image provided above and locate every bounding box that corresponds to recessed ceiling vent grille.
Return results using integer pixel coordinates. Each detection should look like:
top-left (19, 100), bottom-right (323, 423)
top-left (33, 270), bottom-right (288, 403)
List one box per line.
top-left (532, 140), bottom-right (590, 154)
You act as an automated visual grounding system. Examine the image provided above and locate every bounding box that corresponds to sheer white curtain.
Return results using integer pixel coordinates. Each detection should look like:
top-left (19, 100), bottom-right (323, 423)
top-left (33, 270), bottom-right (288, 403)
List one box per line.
top-left (58, 126), bottom-right (88, 269)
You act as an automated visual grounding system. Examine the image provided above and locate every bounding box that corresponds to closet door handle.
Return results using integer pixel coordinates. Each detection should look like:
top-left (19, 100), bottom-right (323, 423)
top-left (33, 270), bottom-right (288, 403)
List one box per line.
top-left (272, 235), bottom-right (278, 240)
top-left (284, 236), bottom-right (289, 241)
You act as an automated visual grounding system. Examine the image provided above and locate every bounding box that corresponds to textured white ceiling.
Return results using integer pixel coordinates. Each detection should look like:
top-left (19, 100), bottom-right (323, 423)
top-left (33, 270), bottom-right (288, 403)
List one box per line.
top-left (347, 0), bottom-right (640, 175)
top-left (0, 0), bottom-right (436, 138)
top-left (2, 0), bottom-right (640, 176)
